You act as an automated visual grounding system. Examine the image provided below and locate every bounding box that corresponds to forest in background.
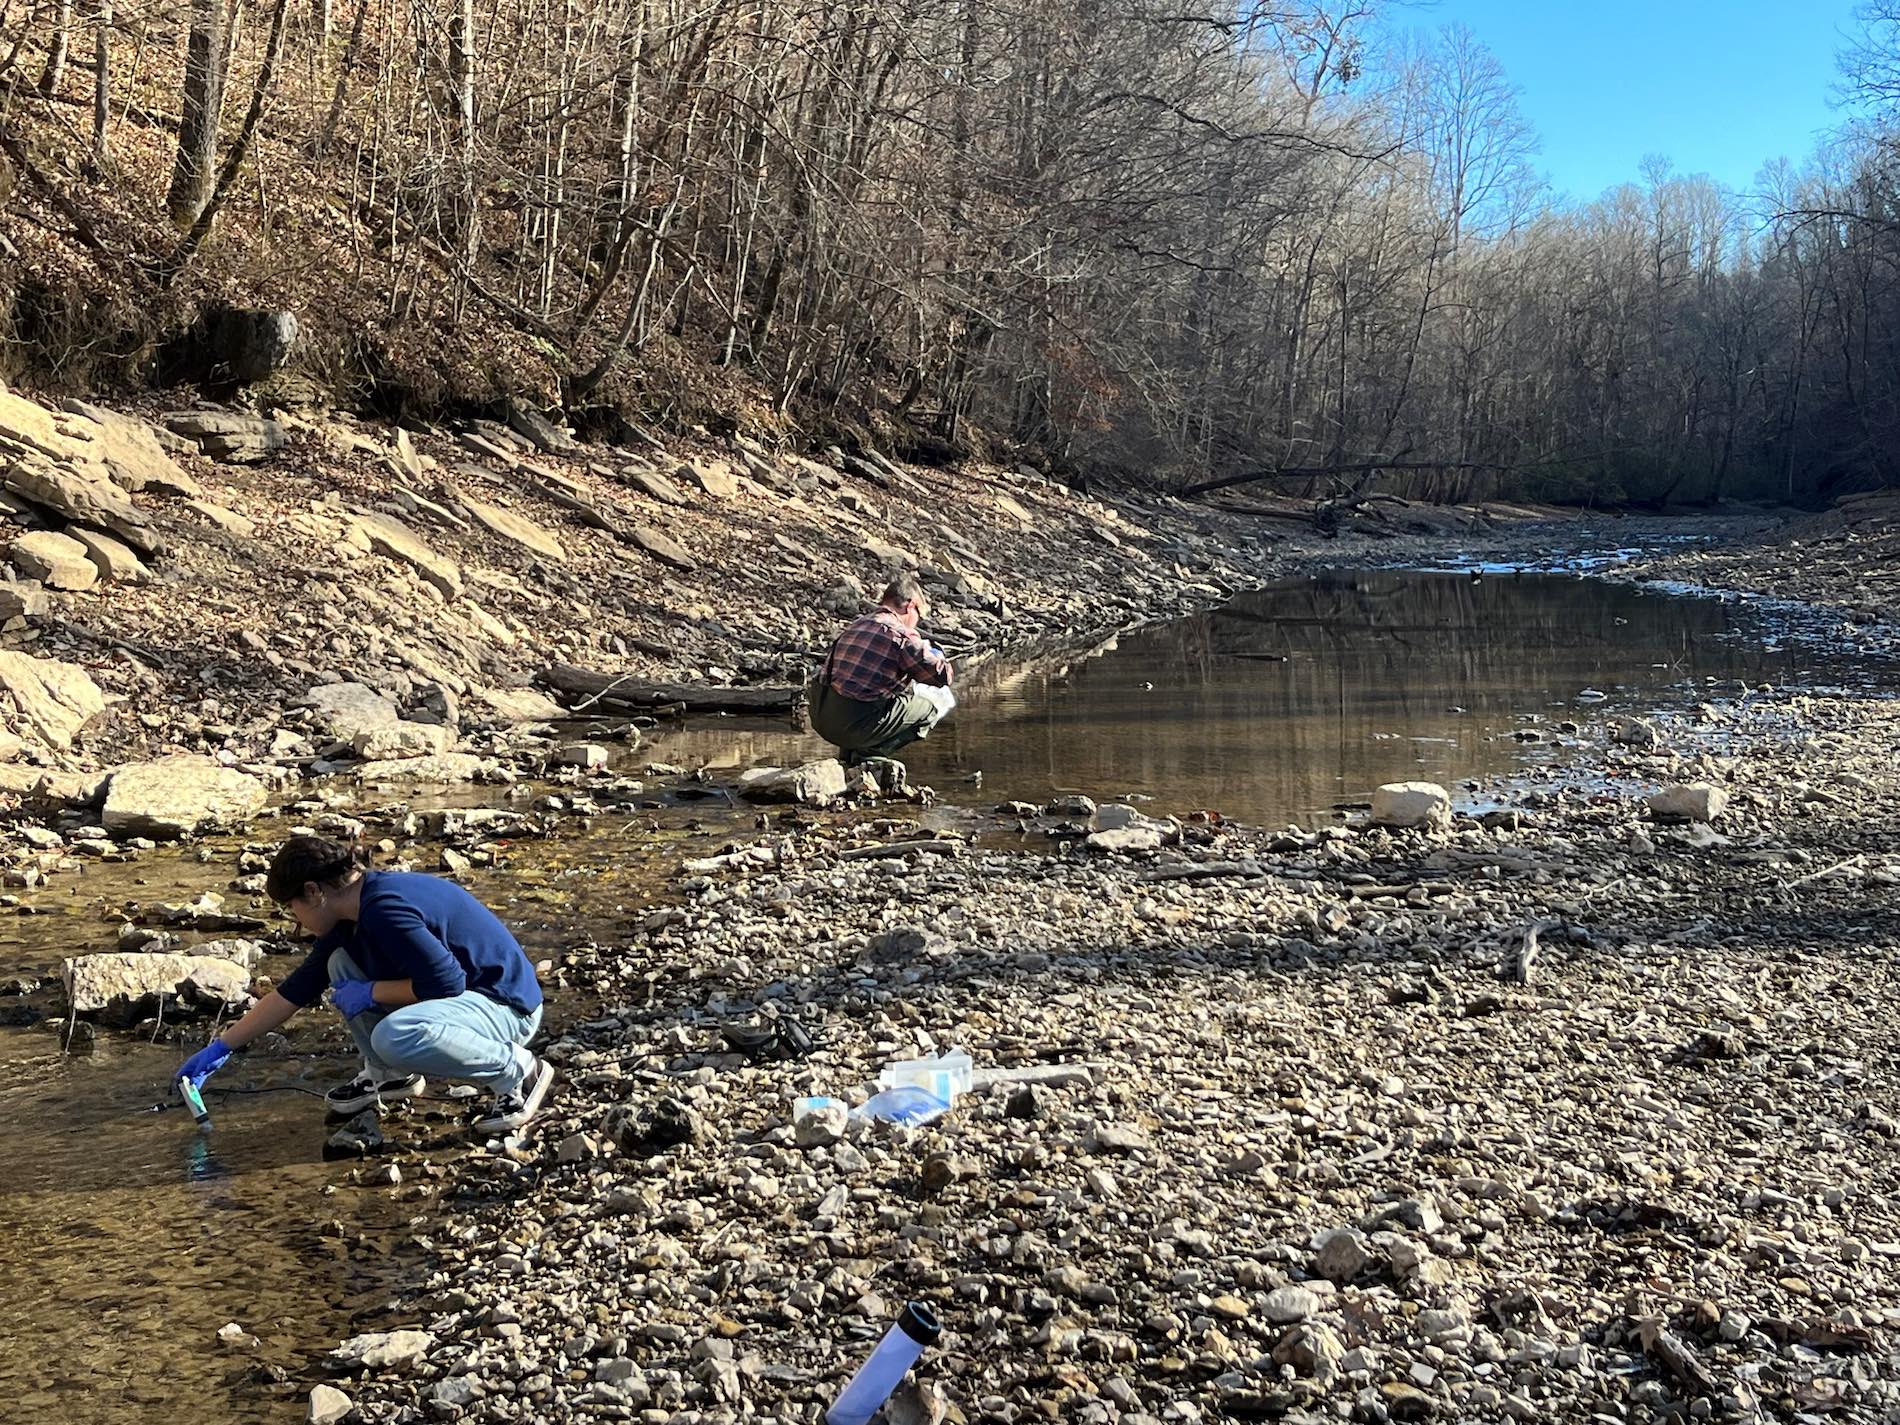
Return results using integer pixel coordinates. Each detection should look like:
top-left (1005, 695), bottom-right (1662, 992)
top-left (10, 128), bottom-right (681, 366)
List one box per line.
top-left (1, 0), bottom-right (1898, 506)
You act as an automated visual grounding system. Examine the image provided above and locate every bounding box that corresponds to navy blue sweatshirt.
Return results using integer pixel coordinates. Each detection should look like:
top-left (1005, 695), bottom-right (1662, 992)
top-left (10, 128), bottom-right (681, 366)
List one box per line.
top-left (277, 871), bottom-right (542, 1014)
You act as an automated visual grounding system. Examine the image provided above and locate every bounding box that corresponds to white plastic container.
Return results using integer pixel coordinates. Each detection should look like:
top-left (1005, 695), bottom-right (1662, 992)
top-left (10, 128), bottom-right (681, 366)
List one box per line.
top-left (876, 1050), bottom-right (972, 1107)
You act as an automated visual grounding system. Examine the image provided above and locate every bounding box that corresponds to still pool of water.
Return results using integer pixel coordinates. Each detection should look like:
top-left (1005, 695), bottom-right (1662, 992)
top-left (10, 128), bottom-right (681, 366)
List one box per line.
top-left (646, 569), bottom-right (1868, 824)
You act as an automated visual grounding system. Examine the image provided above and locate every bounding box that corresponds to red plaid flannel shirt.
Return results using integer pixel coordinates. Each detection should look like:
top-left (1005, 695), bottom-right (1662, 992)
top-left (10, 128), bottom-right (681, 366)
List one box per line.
top-left (826, 611), bottom-right (952, 701)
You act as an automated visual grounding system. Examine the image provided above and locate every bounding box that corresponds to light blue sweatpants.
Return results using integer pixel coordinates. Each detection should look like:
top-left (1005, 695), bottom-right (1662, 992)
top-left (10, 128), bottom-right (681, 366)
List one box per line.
top-left (329, 948), bottom-right (542, 1093)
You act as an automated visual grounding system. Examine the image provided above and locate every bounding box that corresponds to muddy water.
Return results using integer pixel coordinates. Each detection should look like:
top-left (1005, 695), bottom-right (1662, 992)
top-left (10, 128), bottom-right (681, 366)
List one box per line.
top-left (0, 566), bottom-right (1876, 1422)
top-left (0, 847), bottom-right (387, 1425)
top-left (0, 833), bottom-right (707, 1424)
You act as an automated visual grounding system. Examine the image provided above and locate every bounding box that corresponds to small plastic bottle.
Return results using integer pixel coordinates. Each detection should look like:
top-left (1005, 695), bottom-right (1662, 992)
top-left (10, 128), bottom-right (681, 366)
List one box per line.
top-left (825, 1302), bottom-right (941, 1425)
top-left (177, 1076), bottom-right (212, 1131)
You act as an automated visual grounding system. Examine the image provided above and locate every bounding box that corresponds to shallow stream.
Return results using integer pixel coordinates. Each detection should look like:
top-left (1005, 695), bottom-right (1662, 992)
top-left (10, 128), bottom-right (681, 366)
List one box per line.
top-left (1, 563), bottom-right (1883, 1422)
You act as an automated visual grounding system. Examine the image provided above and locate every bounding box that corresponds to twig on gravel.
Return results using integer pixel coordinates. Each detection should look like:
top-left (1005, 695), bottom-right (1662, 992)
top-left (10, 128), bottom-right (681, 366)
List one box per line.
top-left (48, 619), bottom-right (176, 669)
top-left (1784, 853), bottom-right (1866, 890)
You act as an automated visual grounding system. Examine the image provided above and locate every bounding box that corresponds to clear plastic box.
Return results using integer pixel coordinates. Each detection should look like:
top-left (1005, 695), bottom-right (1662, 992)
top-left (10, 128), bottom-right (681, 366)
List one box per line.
top-left (876, 1049), bottom-right (973, 1106)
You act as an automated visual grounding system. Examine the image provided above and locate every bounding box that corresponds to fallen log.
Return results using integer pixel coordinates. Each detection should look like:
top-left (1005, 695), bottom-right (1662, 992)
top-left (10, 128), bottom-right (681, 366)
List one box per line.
top-left (1181, 460), bottom-right (1514, 499)
top-left (837, 838), bottom-right (965, 861)
top-left (539, 664), bottom-right (800, 714)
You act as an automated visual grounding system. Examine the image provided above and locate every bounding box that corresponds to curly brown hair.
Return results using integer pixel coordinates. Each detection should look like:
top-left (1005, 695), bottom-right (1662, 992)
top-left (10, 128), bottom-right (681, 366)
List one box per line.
top-left (264, 834), bottom-right (367, 904)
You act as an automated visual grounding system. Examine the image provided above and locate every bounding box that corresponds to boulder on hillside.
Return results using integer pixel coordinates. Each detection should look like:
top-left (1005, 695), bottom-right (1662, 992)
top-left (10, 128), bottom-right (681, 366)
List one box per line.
top-left (460, 497), bottom-right (566, 563)
top-left (343, 512), bottom-right (462, 598)
top-left (101, 759), bottom-right (269, 839)
top-left (678, 460), bottom-right (738, 499)
top-left (207, 308), bottom-right (301, 383)
top-left (56, 400), bottom-right (203, 496)
top-left (295, 682), bottom-right (400, 742)
top-left (505, 403), bottom-right (577, 455)
top-left (0, 581), bottom-right (49, 621)
top-left (864, 536), bottom-right (913, 569)
top-left (184, 499), bottom-right (255, 537)
top-left (0, 382), bottom-right (78, 465)
top-left (622, 466), bottom-right (689, 507)
top-left (820, 579), bottom-right (865, 616)
top-left (4, 455), bottom-right (158, 552)
top-left (628, 522), bottom-right (696, 572)
top-left (10, 530), bottom-right (97, 590)
top-left (61, 950), bottom-right (252, 1026)
top-left (68, 527), bottom-right (151, 584)
top-left (0, 651), bottom-right (105, 749)
top-left (162, 411), bottom-right (290, 463)
top-left (3, 384), bottom-right (194, 500)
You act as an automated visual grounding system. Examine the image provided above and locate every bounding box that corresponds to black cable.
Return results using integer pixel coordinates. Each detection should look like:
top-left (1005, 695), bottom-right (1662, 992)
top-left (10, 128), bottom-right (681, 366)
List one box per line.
top-left (144, 1083), bottom-right (475, 1113)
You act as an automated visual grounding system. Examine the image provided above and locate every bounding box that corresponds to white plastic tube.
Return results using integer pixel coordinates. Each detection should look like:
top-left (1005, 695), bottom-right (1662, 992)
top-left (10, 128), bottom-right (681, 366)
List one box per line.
top-left (825, 1302), bottom-right (941, 1425)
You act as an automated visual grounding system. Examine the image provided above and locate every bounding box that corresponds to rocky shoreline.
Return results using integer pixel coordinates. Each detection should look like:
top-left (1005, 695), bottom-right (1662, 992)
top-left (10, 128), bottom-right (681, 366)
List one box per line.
top-left (0, 380), bottom-right (1571, 761)
top-left (1620, 492), bottom-right (1900, 658)
top-left (296, 643), bottom-right (1900, 1422)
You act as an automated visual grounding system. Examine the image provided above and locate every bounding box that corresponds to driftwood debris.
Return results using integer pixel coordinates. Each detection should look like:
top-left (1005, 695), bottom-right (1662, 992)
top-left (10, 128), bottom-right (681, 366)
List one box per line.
top-left (837, 838), bottom-right (964, 861)
top-left (539, 664), bottom-right (800, 715)
top-left (1636, 1319), bottom-right (1717, 1394)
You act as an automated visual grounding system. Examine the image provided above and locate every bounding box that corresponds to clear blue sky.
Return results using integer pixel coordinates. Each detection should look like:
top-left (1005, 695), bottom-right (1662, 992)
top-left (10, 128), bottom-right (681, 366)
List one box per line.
top-left (1395, 0), bottom-right (1863, 200)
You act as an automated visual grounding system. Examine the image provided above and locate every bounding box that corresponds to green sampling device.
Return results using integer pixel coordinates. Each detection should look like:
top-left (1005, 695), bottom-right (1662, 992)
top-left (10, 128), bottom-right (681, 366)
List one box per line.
top-left (176, 1076), bottom-right (212, 1130)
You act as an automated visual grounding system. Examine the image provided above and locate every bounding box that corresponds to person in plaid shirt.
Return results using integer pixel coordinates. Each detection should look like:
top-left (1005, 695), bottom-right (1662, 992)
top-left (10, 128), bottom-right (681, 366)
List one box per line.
top-left (808, 573), bottom-right (956, 763)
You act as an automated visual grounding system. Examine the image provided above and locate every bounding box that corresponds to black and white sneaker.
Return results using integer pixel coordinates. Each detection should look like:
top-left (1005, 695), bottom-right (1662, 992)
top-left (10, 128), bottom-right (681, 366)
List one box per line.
top-left (472, 1056), bottom-right (554, 1136)
top-left (324, 1071), bottom-right (425, 1116)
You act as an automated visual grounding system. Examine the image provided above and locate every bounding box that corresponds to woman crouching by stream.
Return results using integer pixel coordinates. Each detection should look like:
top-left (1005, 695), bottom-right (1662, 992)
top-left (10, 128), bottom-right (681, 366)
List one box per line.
top-left (175, 835), bottom-right (553, 1135)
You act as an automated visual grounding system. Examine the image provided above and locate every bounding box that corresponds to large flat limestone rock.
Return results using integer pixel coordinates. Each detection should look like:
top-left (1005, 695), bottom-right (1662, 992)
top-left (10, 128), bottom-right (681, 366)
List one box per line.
top-left (344, 512), bottom-right (463, 598)
top-left (101, 758), bottom-right (269, 838)
top-left (0, 651), bottom-right (105, 750)
top-left (460, 497), bottom-right (566, 563)
top-left (62, 951), bottom-right (252, 1026)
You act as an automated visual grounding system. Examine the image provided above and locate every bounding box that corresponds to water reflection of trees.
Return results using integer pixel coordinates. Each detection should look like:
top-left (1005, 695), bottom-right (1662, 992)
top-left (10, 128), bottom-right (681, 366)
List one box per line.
top-left (645, 575), bottom-right (1794, 827)
top-left (922, 573), bottom-right (1772, 822)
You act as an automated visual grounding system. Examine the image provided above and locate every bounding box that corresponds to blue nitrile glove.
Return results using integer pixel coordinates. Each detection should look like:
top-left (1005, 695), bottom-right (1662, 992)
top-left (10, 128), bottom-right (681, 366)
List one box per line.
top-left (178, 1038), bottom-right (232, 1090)
top-left (331, 979), bottom-right (378, 1018)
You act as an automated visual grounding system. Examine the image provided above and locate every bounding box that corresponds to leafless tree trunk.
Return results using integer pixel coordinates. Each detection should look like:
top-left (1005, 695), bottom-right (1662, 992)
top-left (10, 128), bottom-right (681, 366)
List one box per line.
top-left (315, 0), bottom-right (368, 153)
top-left (38, 0), bottom-right (72, 90)
top-left (89, 0), bottom-right (111, 163)
top-left (447, 0), bottom-right (478, 260)
top-left (165, 0), bottom-right (227, 225)
top-left (165, 0), bottom-right (293, 273)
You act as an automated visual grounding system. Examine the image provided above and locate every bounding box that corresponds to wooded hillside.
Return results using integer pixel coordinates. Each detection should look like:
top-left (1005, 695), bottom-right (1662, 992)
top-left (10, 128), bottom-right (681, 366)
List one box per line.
top-left (2, 0), bottom-right (1899, 504)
